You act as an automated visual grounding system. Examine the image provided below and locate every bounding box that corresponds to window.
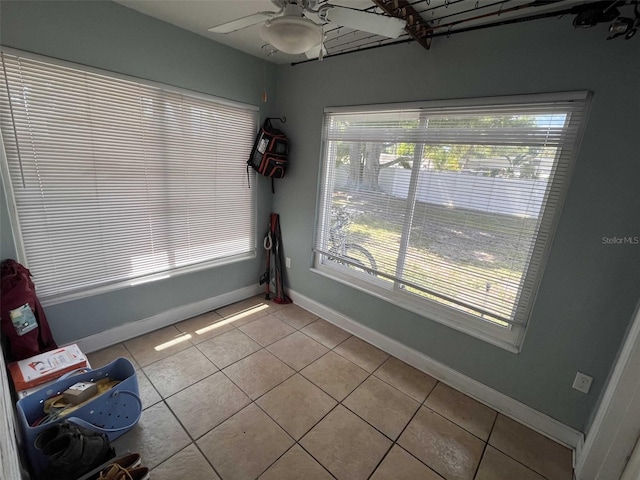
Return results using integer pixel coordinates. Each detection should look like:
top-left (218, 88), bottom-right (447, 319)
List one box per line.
top-left (314, 93), bottom-right (590, 350)
top-left (0, 50), bottom-right (258, 303)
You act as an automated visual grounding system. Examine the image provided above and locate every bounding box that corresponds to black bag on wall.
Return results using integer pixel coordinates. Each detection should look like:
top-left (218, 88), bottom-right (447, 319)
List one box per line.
top-left (247, 118), bottom-right (289, 191)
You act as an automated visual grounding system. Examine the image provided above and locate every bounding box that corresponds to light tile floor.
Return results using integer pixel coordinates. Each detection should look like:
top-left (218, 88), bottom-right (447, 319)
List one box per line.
top-left (87, 296), bottom-right (574, 480)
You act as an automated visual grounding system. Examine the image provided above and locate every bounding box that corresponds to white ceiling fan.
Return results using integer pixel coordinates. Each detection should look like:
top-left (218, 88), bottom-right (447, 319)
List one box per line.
top-left (208, 0), bottom-right (407, 58)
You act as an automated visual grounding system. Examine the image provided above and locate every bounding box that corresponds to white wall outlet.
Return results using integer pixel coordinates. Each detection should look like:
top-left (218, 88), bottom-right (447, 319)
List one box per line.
top-left (572, 372), bottom-right (593, 394)
top-left (285, 257), bottom-right (291, 268)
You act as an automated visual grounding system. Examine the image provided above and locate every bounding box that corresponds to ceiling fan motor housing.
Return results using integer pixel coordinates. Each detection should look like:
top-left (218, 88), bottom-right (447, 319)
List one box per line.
top-left (260, 3), bottom-right (323, 55)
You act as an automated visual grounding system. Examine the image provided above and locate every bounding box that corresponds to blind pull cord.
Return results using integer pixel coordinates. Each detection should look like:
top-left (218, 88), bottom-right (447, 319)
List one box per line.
top-left (1, 52), bottom-right (26, 188)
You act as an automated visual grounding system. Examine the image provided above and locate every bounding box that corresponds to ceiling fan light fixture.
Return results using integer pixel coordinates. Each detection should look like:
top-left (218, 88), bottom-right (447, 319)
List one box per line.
top-left (260, 16), bottom-right (323, 55)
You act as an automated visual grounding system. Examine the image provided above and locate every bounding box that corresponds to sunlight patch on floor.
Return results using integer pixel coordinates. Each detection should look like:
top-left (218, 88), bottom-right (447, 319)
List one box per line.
top-left (195, 303), bottom-right (270, 336)
top-left (155, 333), bottom-right (192, 351)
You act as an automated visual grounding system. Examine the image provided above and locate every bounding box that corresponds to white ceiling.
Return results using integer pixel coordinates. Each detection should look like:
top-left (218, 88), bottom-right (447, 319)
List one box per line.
top-left (115, 0), bottom-right (371, 64)
top-left (113, 1), bottom-right (618, 65)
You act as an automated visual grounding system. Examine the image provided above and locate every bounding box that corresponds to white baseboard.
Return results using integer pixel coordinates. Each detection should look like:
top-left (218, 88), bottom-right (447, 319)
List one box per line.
top-left (289, 289), bottom-right (584, 452)
top-left (69, 284), bottom-right (582, 454)
top-left (72, 284), bottom-right (262, 353)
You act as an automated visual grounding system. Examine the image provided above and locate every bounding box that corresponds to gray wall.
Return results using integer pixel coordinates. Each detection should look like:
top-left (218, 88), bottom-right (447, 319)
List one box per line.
top-left (0, 1), bottom-right (278, 343)
top-left (273, 19), bottom-right (640, 431)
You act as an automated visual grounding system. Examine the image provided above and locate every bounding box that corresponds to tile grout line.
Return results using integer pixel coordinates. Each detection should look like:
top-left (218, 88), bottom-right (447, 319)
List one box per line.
top-left (214, 347), bottom-right (295, 403)
top-left (419, 402), bottom-right (495, 444)
top-left (376, 379), bottom-right (446, 476)
top-left (141, 356), bottom-right (220, 399)
top-left (295, 434), bottom-right (341, 479)
top-left (365, 438), bottom-right (396, 480)
top-left (137, 370), bottom-right (163, 410)
top-left (191, 401), bottom-right (269, 478)
top-left (145, 422), bottom-right (225, 480)
top-left (250, 402), bottom-right (339, 480)
top-left (193, 339), bottom-right (254, 369)
top-left (473, 412), bottom-right (558, 480)
top-left (485, 442), bottom-right (555, 480)
top-left (191, 441), bottom-right (226, 480)
top-left (123, 324), bottom-right (195, 368)
top-left (485, 413), bottom-right (560, 480)
top-left (361, 375), bottom-right (440, 477)
top-left (122, 398), bottom-right (189, 473)
top-left (471, 409), bottom-right (498, 480)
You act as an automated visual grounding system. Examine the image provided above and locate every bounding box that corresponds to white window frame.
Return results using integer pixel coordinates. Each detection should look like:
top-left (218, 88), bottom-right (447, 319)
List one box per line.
top-left (313, 92), bottom-right (591, 352)
top-left (0, 48), bottom-right (259, 306)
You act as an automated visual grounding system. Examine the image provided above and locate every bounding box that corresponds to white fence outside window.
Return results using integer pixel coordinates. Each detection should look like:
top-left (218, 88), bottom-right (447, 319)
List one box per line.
top-left (335, 165), bottom-right (548, 218)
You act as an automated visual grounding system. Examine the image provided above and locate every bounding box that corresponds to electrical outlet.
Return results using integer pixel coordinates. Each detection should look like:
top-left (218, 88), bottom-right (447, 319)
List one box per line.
top-left (285, 257), bottom-right (291, 268)
top-left (572, 372), bottom-right (593, 394)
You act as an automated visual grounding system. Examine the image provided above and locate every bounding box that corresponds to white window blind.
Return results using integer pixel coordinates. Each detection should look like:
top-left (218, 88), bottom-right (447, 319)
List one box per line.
top-left (314, 93), bottom-right (589, 346)
top-left (0, 51), bottom-right (258, 301)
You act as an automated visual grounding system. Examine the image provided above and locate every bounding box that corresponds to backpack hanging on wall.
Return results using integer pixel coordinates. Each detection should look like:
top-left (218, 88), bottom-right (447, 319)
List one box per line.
top-left (247, 117), bottom-right (288, 193)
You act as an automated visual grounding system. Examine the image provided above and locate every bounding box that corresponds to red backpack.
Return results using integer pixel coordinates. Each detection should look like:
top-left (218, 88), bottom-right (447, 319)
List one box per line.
top-left (247, 117), bottom-right (289, 193)
top-left (1, 259), bottom-right (57, 361)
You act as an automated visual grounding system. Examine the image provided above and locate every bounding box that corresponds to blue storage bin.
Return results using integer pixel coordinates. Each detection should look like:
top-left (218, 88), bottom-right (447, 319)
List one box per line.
top-left (16, 357), bottom-right (141, 475)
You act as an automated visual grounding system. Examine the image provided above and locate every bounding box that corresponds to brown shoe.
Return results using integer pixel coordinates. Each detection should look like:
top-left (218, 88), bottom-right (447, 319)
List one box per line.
top-left (123, 467), bottom-right (149, 480)
top-left (99, 463), bottom-right (149, 480)
top-left (114, 453), bottom-right (141, 470)
top-left (98, 452), bottom-right (141, 478)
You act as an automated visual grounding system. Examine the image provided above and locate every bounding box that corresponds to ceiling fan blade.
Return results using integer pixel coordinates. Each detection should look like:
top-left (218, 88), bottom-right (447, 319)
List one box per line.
top-left (208, 12), bottom-right (274, 34)
top-left (303, 9), bottom-right (326, 25)
top-left (326, 0), bottom-right (373, 9)
top-left (322, 5), bottom-right (406, 38)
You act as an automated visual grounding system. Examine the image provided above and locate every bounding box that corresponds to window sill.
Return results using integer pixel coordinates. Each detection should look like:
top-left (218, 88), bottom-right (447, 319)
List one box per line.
top-left (310, 265), bottom-right (523, 354)
top-left (41, 251), bottom-right (257, 307)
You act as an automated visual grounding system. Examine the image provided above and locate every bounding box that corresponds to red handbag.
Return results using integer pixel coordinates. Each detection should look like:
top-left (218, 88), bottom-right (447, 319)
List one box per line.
top-left (1, 259), bottom-right (57, 361)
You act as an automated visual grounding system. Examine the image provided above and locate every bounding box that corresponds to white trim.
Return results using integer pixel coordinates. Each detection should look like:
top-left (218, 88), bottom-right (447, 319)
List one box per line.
top-left (575, 300), bottom-right (640, 480)
top-left (289, 289), bottom-right (583, 451)
top-left (324, 90), bottom-right (591, 114)
top-left (311, 266), bottom-right (522, 353)
top-left (70, 284), bottom-right (262, 354)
